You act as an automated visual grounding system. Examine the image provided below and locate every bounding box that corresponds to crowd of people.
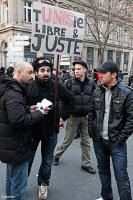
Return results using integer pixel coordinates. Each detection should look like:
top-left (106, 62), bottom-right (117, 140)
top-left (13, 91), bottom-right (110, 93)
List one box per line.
top-left (0, 60), bottom-right (133, 200)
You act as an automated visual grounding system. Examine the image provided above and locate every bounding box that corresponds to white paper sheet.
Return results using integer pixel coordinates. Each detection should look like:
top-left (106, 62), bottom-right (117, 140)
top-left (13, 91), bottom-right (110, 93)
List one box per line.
top-left (36, 98), bottom-right (53, 111)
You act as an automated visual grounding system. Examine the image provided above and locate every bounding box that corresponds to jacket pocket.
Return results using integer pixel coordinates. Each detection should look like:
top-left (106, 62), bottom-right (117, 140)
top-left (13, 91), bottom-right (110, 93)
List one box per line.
top-left (94, 98), bottom-right (102, 110)
top-left (112, 97), bottom-right (125, 113)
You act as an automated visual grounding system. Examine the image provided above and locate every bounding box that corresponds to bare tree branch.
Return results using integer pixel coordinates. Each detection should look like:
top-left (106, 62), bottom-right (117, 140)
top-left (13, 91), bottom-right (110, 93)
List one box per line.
top-left (72, 0), bottom-right (133, 65)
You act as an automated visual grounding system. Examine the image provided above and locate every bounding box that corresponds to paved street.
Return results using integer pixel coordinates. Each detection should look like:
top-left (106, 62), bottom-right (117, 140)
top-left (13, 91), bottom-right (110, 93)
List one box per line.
top-left (0, 127), bottom-right (133, 200)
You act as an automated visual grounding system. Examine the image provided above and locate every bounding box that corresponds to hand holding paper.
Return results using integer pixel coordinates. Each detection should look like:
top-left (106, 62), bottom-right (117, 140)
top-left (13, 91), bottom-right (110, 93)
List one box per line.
top-left (36, 98), bottom-right (53, 114)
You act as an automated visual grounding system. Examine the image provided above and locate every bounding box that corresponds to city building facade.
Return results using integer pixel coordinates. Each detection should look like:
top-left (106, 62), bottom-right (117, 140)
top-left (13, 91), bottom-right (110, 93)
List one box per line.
top-left (0, 0), bottom-right (133, 75)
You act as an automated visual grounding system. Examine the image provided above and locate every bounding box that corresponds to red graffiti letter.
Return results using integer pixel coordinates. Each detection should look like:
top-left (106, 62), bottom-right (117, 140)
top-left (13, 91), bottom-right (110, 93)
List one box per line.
top-left (42, 6), bottom-right (52, 24)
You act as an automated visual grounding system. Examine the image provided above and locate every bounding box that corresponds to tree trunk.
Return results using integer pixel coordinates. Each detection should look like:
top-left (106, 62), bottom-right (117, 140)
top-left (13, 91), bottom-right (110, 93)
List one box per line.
top-left (98, 53), bottom-right (104, 66)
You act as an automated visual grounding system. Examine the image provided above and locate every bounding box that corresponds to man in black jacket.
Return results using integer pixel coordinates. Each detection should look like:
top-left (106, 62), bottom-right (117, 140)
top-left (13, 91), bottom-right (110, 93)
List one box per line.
top-left (0, 62), bottom-right (48, 199)
top-left (53, 61), bottom-right (96, 174)
top-left (88, 62), bottom-right (133, 200)
top-left (27, 57), bottom-right (75, 200)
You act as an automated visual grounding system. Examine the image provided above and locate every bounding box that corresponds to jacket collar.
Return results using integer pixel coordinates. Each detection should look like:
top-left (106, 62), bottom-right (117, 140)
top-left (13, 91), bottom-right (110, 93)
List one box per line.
top-left (100, 80), bottom-right (120, 91)
top-left (74, 76), bottom-right (90, 83)
top-left (0, 75), bottom-right (26, 97)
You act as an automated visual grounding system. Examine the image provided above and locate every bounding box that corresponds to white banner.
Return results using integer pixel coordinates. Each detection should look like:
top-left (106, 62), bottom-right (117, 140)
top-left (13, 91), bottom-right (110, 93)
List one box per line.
top-left (31, 3), bottom-right (85, 56)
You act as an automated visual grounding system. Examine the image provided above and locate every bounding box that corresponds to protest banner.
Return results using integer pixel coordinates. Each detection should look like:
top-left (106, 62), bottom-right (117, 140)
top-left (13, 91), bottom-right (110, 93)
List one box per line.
top-left (31, 3), bottom-right (85, 56)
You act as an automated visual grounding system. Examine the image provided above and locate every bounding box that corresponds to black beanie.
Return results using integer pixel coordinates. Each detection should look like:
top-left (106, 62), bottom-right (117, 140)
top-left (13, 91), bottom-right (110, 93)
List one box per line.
top-left (32, 57), bottom-right (53, 71)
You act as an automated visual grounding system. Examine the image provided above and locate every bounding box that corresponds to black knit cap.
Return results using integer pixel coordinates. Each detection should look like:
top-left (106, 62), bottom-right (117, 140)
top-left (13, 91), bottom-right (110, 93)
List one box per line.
top-left (73, 61), bottom-right (88, 69)
top-left (32, 57), bottom-right (53, 71)
top-left (96, 62), bottom-right (118, 74)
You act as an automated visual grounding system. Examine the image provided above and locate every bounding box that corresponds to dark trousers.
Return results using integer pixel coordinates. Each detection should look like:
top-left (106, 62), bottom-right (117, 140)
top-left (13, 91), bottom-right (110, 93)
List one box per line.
top-left (28, 134), bottom-right (57, 186)
top-left (93, 139), bottom-right (132, 200)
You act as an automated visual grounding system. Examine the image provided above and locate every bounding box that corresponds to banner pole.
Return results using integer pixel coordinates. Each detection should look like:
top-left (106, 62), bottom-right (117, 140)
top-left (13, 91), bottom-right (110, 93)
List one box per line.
top-left (53, 54), bottom-right (60, 133)
top-left (55, 54), bottom-right (60, 80)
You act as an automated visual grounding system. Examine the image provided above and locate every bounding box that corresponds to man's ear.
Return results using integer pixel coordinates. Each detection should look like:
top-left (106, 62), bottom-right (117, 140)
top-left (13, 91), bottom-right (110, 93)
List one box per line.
top-left (112, 72), bottom-right (117, 78)
top-left (35, 71), bottom-right (38, 76)
top-left (17, 69), bottom-right (21, 76)
top-left (84, 68), bottom-right (87, 73)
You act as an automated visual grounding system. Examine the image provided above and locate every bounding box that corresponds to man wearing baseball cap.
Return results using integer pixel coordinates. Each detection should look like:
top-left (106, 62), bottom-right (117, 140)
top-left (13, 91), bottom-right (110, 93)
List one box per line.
top-left (53, 60), bottom-right (96, 174)
top-left (88, 62), bottom-right (133, 200)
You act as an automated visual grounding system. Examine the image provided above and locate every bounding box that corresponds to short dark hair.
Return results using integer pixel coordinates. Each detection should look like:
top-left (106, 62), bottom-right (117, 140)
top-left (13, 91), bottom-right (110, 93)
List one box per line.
top-left (6, 67), bottom-right (14, 77)
top-left (0, 67), bottom-right (5, 75)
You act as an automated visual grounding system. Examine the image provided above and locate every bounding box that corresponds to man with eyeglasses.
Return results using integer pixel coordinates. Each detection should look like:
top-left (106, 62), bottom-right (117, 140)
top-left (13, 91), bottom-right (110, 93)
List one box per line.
top-left (26, 57), bottom-right (75, 200)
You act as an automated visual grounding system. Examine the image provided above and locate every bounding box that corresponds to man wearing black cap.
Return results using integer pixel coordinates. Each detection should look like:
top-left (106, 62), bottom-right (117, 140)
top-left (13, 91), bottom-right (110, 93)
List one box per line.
top-left (88, 62), bottom-right (133, 200)
top-left (53, 60), bottom-right (96, 174)
top-left (26, 57), bottom-right (75, 199)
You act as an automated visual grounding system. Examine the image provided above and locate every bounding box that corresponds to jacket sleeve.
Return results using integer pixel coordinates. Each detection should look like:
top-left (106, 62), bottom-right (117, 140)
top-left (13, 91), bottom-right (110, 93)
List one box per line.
top-left (64, 79), bottom-right (70, 89)
top-left (89, 77), bottom-right (96, 91)
top-left (88, 93), bottom-right (96, 137)
top-left (5, 90), bottom-right (44, 130)
top-left (117, 91), bottom-right (133, 145)
top-left (58, 82), bottom-right (75, 121)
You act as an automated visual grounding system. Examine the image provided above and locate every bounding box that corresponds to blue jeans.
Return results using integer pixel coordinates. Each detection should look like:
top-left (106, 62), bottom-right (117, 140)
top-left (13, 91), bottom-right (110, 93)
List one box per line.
top-left (6, 161), bottom-right (28, 200)
top-left (93, 139), bottom-right (132, 200)
top-left (28, 134), bottom-right (57, 186)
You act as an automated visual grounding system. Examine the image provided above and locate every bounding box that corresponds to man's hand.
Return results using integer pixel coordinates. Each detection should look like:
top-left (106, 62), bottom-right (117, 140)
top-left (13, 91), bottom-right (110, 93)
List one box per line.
top-left (43, 107), bottom-right (51, 115)
top-left (29, 105), bottom-right (37, 112)
top-left (30, 105), bottom-right (50, 115)
top-left (38, 106), bottom-right (51, 115)
top-left (59, 118), bottom-right (64, 128)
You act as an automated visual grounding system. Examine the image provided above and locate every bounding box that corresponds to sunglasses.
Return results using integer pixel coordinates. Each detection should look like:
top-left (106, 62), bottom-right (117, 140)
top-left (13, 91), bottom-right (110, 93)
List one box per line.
top-left (38, 59), bottom-right (51, 64)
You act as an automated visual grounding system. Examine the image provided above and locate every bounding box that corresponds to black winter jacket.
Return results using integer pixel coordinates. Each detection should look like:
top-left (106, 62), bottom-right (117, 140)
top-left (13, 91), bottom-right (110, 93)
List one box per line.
top-left (64, 77), bottom-right (96, 116)
top-left (88, 81), bottom-right (133, 145)
top-left (0, 75), bottom-right (43, 164)
top-left (26, 78), bottom-right (75, 139)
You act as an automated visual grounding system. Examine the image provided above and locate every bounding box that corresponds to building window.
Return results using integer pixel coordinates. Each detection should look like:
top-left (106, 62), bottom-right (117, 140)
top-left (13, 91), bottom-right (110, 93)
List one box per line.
top-left (74, 56), bottom-right (82, 62)
top-left (107, 50), bottom-right (113, 62)
top-left (87, 47), bottom-right (94, 70)
top-left (1, 41), bottom-right (8, 68)
top-left (60, 55), bottom-right (71, 70)
top-left (116, 51), bottom-right (121, 70)
top-left (24, 1), bottom-right (32, 22)
top-left (124, 29), bottom-right (128, 44)
top-left (123, 52), bottom-right (129, 72)
top-left (2, 2), bottom-right (8, 23)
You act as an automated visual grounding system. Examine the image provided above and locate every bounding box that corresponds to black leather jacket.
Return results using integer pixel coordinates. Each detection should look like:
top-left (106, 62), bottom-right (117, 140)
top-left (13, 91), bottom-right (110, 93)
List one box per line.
top-left (88, 81), bottom-right (133, 145)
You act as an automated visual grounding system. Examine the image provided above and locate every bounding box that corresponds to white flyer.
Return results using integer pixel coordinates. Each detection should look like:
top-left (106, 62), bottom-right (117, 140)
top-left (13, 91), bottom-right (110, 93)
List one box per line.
top-left (36, 98), bottom-right (53, 111)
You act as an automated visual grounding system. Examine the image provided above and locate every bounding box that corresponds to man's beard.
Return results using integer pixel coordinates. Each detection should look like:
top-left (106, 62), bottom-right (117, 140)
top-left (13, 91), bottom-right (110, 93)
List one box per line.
top-left (37, 77), bottom-right (50, 86)
top-left (43, 75), bottom-right (49, 80)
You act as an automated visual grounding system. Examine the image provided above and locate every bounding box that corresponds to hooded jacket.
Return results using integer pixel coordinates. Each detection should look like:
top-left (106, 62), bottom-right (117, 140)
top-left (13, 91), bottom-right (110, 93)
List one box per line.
top-left (0, 75), bottom-right (43, 165)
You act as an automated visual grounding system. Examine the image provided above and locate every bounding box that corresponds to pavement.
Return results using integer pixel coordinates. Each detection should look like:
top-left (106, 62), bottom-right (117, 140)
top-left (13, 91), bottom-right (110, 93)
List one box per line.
top-left (0, 127), bottom-right (133, 200)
